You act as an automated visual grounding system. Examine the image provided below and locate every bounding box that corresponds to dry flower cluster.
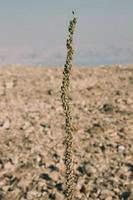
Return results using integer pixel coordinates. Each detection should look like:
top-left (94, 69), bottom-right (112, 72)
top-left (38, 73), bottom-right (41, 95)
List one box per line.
top-left (60, 13), bottom-right (77, 200)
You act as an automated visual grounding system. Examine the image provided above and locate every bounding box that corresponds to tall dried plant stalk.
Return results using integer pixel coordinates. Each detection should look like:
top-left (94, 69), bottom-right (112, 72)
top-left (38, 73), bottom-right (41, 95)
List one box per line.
top-left (60, 13), bottom-right (77, 200)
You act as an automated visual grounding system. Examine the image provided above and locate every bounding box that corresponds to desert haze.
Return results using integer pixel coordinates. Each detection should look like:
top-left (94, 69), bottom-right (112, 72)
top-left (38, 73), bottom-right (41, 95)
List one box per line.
top-left (0, 64), bottom-right (133, 199)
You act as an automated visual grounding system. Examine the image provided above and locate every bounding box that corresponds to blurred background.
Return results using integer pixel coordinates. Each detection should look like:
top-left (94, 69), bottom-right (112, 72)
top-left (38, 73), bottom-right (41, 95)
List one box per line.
top-left (0, 0), bottom-right (133, 66)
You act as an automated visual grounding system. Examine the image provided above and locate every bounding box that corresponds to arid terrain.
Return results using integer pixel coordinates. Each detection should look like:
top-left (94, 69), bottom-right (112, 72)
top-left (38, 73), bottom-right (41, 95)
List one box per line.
top-left (0, 64), bottom-right (133, 200)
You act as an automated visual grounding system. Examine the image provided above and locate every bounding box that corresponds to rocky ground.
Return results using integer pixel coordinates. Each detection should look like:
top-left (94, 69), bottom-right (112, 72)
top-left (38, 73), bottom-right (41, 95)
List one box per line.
top-left (0, 64), bottom-right (133, 200)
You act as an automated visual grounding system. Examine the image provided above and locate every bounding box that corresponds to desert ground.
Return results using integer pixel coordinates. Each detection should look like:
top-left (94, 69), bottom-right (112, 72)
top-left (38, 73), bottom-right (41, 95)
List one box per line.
top-left (0, 64), bottom-right (133, 200)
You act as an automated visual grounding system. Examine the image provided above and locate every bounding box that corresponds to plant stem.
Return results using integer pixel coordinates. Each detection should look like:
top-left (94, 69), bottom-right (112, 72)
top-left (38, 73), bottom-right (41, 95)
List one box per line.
top-left (60, 13), bottom-right (77, 200)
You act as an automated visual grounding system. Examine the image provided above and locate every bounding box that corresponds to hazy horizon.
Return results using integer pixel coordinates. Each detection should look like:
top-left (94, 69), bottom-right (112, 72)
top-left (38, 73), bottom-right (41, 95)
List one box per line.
top-left (0, 0), bottom-right (133, 66)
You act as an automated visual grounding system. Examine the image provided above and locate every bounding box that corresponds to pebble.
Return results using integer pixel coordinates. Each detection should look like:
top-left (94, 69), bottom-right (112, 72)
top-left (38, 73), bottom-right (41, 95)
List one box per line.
top-left (56, 192), bottom-right (64, 200)
top-left (117, 145), bottom-right (125, 153)
top-left (5, 188), bottom-right (21, 200)
top-left (5, 81), bottom-right (14, 89)
top-left (55, 182), bottom-right (64, 191)
top-left (37, 181), bottom-right (47, 192)
top-left (4, 161), bottom-right (14, 171)
top-left (39, 173), bottom-right (52, 181)
top-left (3, 119), bottom-right (10, 129)
top-left (17, 177), bottom-right (31, 192)
top-left (101, 103), bottom-right (114, 112)
top-left (51, 171), bottom-right (59, 182)
top-left (0, 86), bottom-right (5, 96)
top-left (26, 190), bottom-right (39, 200)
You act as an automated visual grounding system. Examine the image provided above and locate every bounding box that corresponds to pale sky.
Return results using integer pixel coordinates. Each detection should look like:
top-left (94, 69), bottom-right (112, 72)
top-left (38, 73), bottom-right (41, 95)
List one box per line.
top-left (0, 0), bottom-right (133, 66)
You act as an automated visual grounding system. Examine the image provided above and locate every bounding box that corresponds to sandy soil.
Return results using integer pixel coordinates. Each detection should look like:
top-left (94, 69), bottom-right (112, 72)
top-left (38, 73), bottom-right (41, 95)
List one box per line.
top-left (0, 64), bottom-right (133, 200)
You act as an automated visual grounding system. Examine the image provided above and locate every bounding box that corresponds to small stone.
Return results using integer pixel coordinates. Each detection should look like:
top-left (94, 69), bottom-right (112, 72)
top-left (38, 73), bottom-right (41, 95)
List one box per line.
top-left (55, 182), bottom-right (63, 191)
top-left (39, 173), bottom-right (51, 181)
top-left (47, 89), bottom-right (53, 95)
top-left (40, 123), bottom-right (50, 129)
top-left (101, 189), bottom-right (114, 198)
top-left (20, 198), bottom-right (27, 200)
top-left (3, 119), bottom-right (10, 129)
top-left (56, 161), bottom-right (65, 174)
top-left (120, 191), bottom-right (131, 199)
top-left (84, 163), bottom-right (97, 175)
top-left (49, 193), bottom-right (56, 200)
top-left (48, 164), bottom-right (59, 172)
top-left (77, 165), bottom-right (85, 174)
top-left (11, 156), bottom-right (18, 165)
top-left (117, 145), bottom-right (125, 153)
top-left (27, 190), bottom-right (39, 200)
top-left (0, 189), bottom-right (4, 200)
top-left (104, 196), bottom-right (113, 200)
top-left (33, 154), bottom-right (42, 165)
top-left (5, 81), bottom-right (14, 89)
top-left (22, 121), bottom-right (31, 130)
top-left (17, 177), bottom-right (31, 192)
top-left (4, 161), bottom-right (14, 171)
top-left (0, 120), bottom-right (3, 127)
top-left (0, 159), bottom-right (4, 169)
top-left (51, 171), bottom-right (59, 182)
top-left (2, 186), bottom-right (9, 193)
top-left (0, 86), bottom-right (5, 96)
top-left (56, 192), bottom-right (64, 200)
top-left (37, 181), bottom-right (47, 192)
top-left (80, 185), bottom-right (86, 194)
top-left (101, 103), bottom-right (114, 112)
top-left (5, 188), bottom-right (22, 200)
top-left (42, 191), bottom-right (49, 198)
